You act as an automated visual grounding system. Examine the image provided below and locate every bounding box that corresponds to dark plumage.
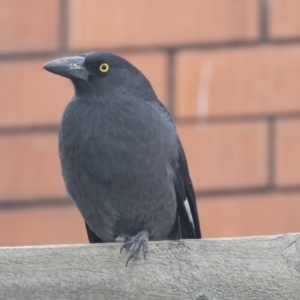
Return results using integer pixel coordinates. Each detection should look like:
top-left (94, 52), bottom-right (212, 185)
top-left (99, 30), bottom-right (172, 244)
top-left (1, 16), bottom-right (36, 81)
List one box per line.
top-left (44, 51), bottom-right (201, 265)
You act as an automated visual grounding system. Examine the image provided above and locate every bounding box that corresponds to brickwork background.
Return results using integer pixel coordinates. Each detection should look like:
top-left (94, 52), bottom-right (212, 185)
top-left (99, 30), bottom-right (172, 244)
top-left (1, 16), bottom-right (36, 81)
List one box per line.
top-left (1, 0), bottom-right (300, 246)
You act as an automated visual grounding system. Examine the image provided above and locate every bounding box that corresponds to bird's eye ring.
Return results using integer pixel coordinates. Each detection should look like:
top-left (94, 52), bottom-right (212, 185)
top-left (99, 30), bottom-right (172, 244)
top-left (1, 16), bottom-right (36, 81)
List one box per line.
top-left (99, 63), bottom-right (110, 73)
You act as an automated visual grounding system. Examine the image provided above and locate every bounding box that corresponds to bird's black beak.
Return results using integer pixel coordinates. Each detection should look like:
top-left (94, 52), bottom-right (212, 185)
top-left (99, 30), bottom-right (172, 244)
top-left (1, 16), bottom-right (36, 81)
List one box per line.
top-left (43, 56), bottom-right (88, 80)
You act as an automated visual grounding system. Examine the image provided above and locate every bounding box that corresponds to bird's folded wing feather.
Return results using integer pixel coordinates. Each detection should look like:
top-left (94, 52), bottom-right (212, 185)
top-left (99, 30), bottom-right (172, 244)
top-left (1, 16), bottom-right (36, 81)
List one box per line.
top-left (174, 141), bottom-right (201, 239)
top-left (155, 99), bottom-right (201, 239)
top-left (85, 222), bottom-right (104, 243)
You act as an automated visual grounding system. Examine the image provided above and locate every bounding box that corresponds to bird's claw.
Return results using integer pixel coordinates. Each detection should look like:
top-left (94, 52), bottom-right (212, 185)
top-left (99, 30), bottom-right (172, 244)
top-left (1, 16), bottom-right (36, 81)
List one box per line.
top-left (115, 230), bottom-right (149, 266)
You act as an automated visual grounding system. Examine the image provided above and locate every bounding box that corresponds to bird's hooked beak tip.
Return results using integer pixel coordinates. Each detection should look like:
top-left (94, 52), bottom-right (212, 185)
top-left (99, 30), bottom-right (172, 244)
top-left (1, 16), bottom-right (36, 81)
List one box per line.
top-left (43, 61), bottom-right (55, 72)
top-left (43, 56), bottom-right (88, 80)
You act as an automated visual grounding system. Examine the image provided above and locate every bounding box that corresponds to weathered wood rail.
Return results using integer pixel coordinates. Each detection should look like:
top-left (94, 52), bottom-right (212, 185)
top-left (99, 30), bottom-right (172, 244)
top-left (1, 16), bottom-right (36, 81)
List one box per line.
top-left (0, 233), bottom-right (299, 299)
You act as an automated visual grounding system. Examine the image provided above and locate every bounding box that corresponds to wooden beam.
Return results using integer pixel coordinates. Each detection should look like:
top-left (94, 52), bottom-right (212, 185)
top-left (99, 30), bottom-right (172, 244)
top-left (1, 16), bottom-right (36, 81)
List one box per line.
top-left (0, 234), bottom-right (299, 299)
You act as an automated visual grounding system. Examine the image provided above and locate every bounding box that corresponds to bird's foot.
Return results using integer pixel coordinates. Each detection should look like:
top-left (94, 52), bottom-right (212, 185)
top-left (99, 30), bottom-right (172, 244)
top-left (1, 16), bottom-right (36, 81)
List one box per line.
top-left (115, 230), bottom-right (149, 266)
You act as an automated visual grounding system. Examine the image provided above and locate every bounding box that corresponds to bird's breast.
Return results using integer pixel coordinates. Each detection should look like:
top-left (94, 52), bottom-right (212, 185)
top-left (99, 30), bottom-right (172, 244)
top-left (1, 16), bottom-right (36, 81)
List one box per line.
top-left (59, 98), bottom-right (178, 241)
top-left (60, 99), bottom-right (178, 175)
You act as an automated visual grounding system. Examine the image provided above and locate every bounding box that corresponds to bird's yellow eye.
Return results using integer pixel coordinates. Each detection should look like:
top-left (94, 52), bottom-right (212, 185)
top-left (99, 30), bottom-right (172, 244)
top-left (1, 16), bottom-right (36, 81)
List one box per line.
top-left (99, 63), bottom-right (110, 73)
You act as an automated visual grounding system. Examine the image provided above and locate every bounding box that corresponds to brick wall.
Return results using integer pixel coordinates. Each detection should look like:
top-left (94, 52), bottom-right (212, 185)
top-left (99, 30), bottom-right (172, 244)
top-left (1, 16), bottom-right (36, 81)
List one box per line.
top-left (1, 0), bottom-right (300, 246)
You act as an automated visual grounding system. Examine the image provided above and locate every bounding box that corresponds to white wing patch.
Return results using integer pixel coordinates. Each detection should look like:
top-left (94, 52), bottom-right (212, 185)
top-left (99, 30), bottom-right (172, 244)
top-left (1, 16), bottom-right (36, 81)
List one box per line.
top-left (184, 198), bottom-right (195, 229)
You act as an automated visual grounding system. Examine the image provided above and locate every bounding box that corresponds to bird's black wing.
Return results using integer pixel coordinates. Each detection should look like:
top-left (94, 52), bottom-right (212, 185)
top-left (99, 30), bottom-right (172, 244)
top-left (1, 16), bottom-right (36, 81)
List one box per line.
top-left (154, 100), bottom-right (201, 240)
top-left (85, 222), bottom-right (104, 243)
top-left (173, 141), bottom-right (201, 239)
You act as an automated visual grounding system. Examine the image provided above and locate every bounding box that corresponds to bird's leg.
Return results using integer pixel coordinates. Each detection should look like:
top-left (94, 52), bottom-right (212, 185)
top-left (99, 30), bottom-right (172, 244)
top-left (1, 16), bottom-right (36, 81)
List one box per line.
top-left (115, 230), bottom-right (149, 266)
top-left (115, 234), bottom-right (131, 251)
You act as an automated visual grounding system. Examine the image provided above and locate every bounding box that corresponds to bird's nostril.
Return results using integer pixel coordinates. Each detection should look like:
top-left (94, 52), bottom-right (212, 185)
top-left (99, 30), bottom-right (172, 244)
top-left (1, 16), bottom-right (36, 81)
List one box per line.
top-left (71, 63), bottom-right (81, 69)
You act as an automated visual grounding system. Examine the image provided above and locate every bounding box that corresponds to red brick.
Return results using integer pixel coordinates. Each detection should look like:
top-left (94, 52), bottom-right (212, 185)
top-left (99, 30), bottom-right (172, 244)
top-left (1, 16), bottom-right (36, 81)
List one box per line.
top-left (69, 0), bottom-right (259, 49)
top-left (269, 0), bottom-right (300, 38)
top-left (0, 59), bottom-right (73, 126)
top-left (178, 121), bottom-right (268, 190)
top-left (175, 46), bottom-right (300, 118)
top-left (0, 206), bottom-right (87, 246)
top-left (198, 193), bottom-right (300, 238)
top-left (0, 135), bottom-right (66, 200)
top-left (118, 52), bottom-right (168, 105)
top-left (0, 0), bottom-right (60, 53)
top-left (275, 119), bottom-right (300, 186)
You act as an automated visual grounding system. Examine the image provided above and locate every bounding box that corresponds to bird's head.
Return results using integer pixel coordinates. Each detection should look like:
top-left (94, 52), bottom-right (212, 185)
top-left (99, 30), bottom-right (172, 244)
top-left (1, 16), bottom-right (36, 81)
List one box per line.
top-left (43, 51), bottom-right (154, 100)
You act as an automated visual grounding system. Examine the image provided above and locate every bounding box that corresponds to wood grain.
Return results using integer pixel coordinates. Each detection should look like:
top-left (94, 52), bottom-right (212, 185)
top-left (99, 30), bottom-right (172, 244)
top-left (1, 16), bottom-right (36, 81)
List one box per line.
top-left (0, 234), bottom-right (299, 299)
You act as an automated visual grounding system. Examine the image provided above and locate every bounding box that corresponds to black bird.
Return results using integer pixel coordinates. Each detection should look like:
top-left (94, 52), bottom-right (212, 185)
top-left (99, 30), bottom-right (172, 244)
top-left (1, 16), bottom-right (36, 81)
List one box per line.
top-left (44, 52), bottom-right (201, 266)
